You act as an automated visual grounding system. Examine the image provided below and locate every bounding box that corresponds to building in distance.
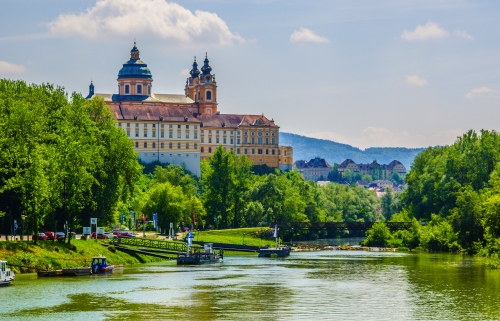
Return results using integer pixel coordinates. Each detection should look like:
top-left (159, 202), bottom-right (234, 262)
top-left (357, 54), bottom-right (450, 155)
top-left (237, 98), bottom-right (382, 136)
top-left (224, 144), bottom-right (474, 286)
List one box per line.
top-left (86, 42), bottom-right (293, 176)
top-left (294, 157), bottom-right (331, 182)
top-left (338, 159), bottom-right (406, 181)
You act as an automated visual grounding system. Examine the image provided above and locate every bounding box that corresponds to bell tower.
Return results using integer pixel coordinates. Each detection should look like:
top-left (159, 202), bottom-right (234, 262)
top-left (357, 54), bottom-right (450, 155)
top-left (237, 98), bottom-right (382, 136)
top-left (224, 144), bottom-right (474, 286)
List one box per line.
top-left (184, 54), bottom-right (218, 114)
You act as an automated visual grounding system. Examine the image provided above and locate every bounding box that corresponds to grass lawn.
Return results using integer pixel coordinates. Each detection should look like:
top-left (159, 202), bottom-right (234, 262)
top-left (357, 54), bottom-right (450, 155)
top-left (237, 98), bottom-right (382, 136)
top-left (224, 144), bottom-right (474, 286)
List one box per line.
top-left (190, 227), bottom-right (275, 247)
top-left (0, 239), bottom-right (163, 273)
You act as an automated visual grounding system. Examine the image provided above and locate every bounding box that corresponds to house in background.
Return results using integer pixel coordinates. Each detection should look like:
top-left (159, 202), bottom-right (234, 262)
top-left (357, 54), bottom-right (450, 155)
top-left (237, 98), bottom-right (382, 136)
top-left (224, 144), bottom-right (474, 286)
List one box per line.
top-left (338, 159), bottom-right (406, 180)
top-left (294, 157), bottom-right (331, 182)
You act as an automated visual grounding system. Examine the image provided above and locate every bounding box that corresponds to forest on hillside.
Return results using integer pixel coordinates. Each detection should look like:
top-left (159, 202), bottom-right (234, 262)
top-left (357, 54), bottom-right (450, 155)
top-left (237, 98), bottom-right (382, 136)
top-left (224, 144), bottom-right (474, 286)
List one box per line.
top-left (280, 132), bottom-right (426, 168)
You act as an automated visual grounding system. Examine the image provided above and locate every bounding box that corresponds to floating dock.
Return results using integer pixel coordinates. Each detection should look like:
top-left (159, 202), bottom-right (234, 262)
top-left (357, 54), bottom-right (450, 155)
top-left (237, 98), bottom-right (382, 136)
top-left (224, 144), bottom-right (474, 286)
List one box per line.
top-left (258, 246), bottom-right (291, 258)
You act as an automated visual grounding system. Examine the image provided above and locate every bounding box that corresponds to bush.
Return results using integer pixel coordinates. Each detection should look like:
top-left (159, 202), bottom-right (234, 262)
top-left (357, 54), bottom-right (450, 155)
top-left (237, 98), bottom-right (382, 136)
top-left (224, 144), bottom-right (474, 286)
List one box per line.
top-left (108, 245), bottom-right (116, 253)
top-left (81, 235), bottom-right (87, 241)
top-left (420, 217), bottom-right (460, 252)
top-left (362, 222), bottom-right (392, 247)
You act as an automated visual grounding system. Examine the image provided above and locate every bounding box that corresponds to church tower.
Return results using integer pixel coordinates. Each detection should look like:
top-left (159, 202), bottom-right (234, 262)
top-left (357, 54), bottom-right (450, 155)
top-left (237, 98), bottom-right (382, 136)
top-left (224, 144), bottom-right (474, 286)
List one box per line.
top-left (117, 42), bottom-right (153, 98)
top-left (184, 54), bottom-right (218, 114)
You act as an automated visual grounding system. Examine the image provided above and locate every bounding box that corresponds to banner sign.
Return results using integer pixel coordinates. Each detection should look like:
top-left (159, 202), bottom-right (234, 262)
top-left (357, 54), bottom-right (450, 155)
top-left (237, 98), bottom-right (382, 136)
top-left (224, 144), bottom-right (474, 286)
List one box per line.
top-left (83, 227), bottom-right (91, 235)
top-left (91, 218), bottom-right (97, 225)
top-left (97, 227), bottom-right (105, 235)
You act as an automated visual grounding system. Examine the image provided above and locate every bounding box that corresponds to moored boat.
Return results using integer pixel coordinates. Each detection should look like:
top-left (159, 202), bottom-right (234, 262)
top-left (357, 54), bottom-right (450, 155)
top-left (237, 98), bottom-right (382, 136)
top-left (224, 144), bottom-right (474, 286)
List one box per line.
top-left (62, 267), bottom-right (92, 276)
top-left (91, 256), bottom-right (114, 274)
top-left (258, 224), bottom-right (290, 258)
top-left (0, 260), bottom-right (15, 286)
top-left (177, 243), bottom-right (223, 265)
top-left (258, 246), bottom-right (291, 258)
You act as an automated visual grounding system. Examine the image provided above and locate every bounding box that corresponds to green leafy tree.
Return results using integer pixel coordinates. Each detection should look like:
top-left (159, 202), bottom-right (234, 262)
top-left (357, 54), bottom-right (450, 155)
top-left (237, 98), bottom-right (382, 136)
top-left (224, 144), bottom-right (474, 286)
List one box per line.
top-left (202, 146), bottom-right (234, 228)
top-left (362, 222), bottom-right (392, 247)
top-left (362, 174), bottom-right (373, 183)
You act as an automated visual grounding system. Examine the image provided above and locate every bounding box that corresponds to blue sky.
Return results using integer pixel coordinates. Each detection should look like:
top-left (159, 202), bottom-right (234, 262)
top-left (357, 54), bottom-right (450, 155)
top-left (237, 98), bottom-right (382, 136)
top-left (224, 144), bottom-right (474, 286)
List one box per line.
top-left (1, 0), bottom-right (500, 148)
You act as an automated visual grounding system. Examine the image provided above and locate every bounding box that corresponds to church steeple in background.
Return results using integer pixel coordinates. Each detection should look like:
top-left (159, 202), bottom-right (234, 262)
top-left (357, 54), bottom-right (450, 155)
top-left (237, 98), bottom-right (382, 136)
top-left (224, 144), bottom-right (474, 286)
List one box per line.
top-left (201, 53), bottom-right (212, 75)
top-left (86, 80), bottom-right (94, 99)
top-left (190, 56), bottom-right (200, 79)
top-left (130, 41), bottom-right (140, 60)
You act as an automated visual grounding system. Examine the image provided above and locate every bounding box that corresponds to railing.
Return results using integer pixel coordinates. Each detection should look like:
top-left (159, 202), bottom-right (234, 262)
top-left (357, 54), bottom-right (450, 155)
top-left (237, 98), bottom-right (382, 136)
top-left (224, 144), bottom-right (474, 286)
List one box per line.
top-left (277, 222), bottom-right (413, 231)
top-left (111, 237), bottom-right (187, 252)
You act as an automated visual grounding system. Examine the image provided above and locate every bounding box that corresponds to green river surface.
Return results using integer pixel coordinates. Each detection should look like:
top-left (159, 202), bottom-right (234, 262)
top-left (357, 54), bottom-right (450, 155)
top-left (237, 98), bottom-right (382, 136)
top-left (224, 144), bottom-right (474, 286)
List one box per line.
top-left (2, 250), bottom-right (500, 320)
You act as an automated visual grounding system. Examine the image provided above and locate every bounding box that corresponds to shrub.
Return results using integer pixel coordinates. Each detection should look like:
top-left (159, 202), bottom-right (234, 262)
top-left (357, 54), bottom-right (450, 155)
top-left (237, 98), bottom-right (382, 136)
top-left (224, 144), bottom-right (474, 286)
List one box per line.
top-left (420, 217), bottom-right (460, 252)
top-left (362, 222), bottom-right (392, 247)
top-left (108, 245), bottom-right (116, 253)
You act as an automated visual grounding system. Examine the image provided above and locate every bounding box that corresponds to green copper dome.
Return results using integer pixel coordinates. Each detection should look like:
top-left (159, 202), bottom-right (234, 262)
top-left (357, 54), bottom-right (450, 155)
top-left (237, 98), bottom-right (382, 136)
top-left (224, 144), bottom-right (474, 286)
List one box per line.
top-left (117, 42), bottom-right (152, 80)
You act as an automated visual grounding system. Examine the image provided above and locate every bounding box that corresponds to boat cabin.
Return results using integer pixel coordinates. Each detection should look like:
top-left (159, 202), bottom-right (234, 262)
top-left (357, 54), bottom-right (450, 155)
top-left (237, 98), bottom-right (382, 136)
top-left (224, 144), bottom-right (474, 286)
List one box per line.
top-left (0, 260), bottom-right (15, 286)
top-left (91, 256), bottom-right (114, 274)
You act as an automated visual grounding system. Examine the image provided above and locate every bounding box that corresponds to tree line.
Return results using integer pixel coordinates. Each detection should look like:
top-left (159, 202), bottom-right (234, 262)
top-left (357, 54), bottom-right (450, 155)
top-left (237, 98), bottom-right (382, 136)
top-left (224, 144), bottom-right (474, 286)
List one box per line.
top-left (0, 80), bottom-right (388, 242)
top-left (363, 130), bottom-right (500, 266)
top-left (0, 80), bottom-right (141, 243)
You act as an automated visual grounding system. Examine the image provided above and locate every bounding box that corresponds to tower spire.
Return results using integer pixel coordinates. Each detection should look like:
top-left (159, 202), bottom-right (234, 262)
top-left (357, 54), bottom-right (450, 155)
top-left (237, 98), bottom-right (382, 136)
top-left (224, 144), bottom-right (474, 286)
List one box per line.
top-left (130, 40), bottom-right (140, 60)
top-left (201, 53), bottom-right (212, 75)
top-left (190, 56), bottom-right (200, 78)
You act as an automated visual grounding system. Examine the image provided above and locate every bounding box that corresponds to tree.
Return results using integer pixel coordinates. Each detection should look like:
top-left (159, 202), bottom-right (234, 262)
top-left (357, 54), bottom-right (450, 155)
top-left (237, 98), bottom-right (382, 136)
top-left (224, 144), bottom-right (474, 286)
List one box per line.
top-left (381, 187), bottom-right (394, 220)
top-left (362, 222), bottom-right (392, 247)
top-left (141, 182), bottom-right (185, 231)
top-left (391, 172), bottom-right (403, 185)
top-left (327, 164), bottom-right (341, 182)
top-left (342, 169), bottom-right (353, 183)
top-left (362, 174), bottom-right (373, 183)
top-left (202, 146), bottom-right (234, 228)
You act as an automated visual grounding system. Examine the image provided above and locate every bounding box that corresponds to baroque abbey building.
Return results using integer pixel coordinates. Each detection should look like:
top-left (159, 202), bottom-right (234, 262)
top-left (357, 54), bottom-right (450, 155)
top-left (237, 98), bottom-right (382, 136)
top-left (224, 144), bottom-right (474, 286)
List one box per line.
top-left (86, 43), bottom-right (293, 176)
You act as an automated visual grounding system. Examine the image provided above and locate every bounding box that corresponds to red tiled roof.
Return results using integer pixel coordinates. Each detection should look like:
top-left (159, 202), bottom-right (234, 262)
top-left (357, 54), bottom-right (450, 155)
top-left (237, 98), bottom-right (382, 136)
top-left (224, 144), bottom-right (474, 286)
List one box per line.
top-left (111, 105), bottom-right (201, 123)
top-left (193, 113), bottom-right (278, 128)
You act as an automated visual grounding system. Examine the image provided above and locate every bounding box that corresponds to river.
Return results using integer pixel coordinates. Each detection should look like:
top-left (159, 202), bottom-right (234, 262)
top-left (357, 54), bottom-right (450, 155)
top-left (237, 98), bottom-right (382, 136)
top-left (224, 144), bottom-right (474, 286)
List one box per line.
top-left (2, 250), bottom-right (500, 320)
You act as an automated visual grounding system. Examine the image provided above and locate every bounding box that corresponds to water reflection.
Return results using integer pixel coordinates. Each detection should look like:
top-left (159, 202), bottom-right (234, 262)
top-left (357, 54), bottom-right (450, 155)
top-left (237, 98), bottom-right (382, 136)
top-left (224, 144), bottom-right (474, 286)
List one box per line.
top-left (2, 251), bottom-right (500, 320)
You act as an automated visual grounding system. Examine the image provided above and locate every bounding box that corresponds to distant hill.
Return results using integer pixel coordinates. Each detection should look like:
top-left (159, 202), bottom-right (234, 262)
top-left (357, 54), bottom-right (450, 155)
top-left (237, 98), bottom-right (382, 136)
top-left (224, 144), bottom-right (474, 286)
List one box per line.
top-left (279, 133), bottom-right (426, 169)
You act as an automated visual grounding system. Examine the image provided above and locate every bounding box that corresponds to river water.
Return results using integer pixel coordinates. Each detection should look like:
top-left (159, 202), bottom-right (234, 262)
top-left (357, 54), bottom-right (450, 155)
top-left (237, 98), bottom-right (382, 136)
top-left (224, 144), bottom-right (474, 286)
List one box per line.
top-left (2, 251), bottom-right (500, 321)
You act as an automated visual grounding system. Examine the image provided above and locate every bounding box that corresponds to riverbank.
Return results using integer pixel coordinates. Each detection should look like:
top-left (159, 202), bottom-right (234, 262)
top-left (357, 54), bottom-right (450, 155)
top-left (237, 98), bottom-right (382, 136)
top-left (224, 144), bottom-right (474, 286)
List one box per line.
top-left (0, 240), bottom-right (164, 273)
top-left (293, 244), bottom-right (402, 252)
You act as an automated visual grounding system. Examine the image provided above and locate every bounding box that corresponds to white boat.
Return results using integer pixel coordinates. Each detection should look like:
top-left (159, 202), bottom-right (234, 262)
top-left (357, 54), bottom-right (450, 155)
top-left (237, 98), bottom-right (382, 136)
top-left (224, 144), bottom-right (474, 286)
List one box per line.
top-left (0, 260), bottom-right (15, 287)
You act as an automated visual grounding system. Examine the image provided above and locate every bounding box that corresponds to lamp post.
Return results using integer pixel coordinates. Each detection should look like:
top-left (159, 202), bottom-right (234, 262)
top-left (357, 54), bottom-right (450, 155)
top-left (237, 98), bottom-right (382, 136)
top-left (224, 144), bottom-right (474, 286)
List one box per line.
top-left (21, 214), bottom-right (26, 241)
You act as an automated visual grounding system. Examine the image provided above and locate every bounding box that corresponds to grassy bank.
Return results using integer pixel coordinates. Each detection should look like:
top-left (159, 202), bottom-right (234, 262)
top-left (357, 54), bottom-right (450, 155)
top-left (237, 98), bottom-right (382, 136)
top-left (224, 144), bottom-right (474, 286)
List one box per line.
top-left (191, 227), bottom-right (275, 247)
top-left (0, 239), bottom-right (164, 273)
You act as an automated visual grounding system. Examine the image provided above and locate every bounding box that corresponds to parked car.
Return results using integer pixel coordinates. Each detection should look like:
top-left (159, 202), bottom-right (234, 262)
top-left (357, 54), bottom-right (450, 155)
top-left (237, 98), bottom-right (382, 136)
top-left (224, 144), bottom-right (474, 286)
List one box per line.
top-left (55, 232), bottom-right (65, 239)
top-left (113, 231), bottom-right (135, 238)
top-left (44, 231), bottom-right (56, 240)
top-left (90, 232), bottom-right (109, 239)
top-left (104, 232), bottom-right (114, 239)
top-left (33, 232), bottom-right (48, 240)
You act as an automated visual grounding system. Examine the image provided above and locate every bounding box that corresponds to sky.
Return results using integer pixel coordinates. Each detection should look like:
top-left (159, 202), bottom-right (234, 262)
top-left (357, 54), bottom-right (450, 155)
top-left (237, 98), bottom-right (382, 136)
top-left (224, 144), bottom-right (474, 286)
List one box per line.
top-left (1, 0), bottom-right (500, 149)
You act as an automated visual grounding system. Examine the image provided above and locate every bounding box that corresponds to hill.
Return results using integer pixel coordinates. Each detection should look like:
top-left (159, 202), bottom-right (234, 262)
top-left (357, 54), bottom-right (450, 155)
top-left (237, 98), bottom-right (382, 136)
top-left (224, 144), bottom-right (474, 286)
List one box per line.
top-left (279, 133), bottom-right (425, 169)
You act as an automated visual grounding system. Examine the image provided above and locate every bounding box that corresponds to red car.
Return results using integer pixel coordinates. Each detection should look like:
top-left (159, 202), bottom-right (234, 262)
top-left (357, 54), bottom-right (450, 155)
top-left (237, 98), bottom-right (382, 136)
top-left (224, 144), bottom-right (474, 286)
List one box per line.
top-left (113, 231), bottom-right (135, 238)
top-left (44, 231), bottom-right (56, 240)
top-left (90, 232), bottom-right (109, 239)
top-left (33, 232), bottom-right (48, 240)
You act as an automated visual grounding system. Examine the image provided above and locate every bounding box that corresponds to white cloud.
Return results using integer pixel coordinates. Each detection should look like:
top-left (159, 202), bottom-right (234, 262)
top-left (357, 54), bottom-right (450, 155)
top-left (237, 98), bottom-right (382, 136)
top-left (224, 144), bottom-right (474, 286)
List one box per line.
top-left (464, 87), bottom-right (500, 99)
top-left (405, 75), bottom-right (428, 86)
top-left (400, 21), bottom-right (449, 41)
top-left (454, 29), bottom-right (473, 40)
top-left (304, 127), bottom-right (465, 149)
top-left (290, 27), bottom-right (329, 43)
top-left (179, 68), bottom-right (190, 76)
top-left (0, 61), bottom-right (26, 74)
top-left (46, 0), bottom-right (243, 47)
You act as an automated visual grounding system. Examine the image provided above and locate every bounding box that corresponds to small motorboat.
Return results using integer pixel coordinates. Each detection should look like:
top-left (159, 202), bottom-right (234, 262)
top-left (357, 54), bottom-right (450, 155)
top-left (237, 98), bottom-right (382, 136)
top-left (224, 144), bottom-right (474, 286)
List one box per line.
top-left (91, 256), bottom-right (114, 274)
top-left (0, 260), bottom-right (15, 286)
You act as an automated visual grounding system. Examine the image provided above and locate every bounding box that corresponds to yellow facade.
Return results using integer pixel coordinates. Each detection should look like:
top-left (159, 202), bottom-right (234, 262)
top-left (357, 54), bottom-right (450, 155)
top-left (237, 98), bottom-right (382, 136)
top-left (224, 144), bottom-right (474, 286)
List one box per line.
top-left (88, 43), bottom-right (292, 173)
